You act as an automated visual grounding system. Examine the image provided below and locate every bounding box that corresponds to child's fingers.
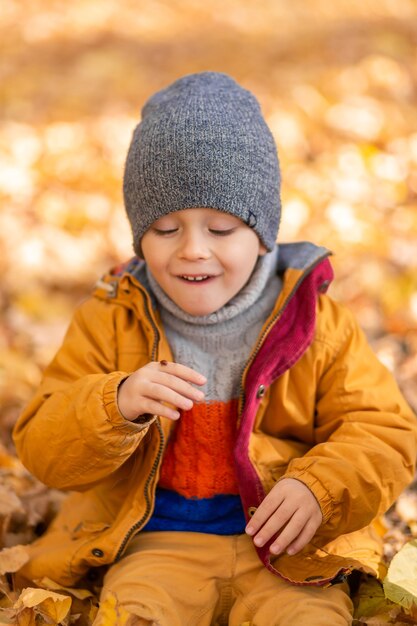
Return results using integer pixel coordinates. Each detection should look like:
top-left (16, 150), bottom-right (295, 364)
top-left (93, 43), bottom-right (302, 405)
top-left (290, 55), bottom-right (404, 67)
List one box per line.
top-left (245, 492), bottom-right (285, 537)
top-left (138, 398), bottom-right (180, 421)
top-left (268, 509), bottom-right (309, 555)
top-left (283, 519), bottom-right (320, 556)
top-left (154, 361), bottom-right (206, 386)
top-left (152, 371), bottom-right (205, 403)
top-left (118, 361), bottom-right (206, 422)
top-left (250, 502), bottom-right (295, 548)
top-left (143, 382), bottom-right (197, 412)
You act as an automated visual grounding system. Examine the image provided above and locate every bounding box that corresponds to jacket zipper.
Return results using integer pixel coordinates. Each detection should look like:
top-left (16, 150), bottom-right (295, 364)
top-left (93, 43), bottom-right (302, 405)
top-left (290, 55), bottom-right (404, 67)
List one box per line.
top-left (114, 285), bottom-right (165, 562)
top-left (236, 253), bottom-right (331, 426)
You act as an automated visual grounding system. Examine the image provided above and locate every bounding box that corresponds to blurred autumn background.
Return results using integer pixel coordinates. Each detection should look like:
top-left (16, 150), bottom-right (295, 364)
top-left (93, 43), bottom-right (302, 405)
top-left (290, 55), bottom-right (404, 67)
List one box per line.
top-left (1, 0), bottom-right (417, 621)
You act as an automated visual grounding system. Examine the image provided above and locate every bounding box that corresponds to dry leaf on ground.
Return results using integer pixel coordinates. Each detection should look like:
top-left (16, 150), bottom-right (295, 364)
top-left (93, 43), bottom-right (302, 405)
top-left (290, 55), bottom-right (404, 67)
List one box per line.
top-left (7, 587), bottom-right (72, 625)
top-left (0, 546), bottom-right (29, 576)
top-left (383, 540), bottom-right (417, 611)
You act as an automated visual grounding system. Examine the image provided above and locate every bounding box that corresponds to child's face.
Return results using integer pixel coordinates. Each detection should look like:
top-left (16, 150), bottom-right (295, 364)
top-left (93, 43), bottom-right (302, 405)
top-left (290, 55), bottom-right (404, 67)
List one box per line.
top-left (141, 207), bottom-right (267, 316)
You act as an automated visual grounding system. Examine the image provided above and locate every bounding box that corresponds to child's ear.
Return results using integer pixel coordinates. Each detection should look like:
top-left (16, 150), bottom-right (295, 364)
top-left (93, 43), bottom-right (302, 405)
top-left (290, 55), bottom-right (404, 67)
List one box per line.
top-left (259, 242), bottom-right (268, 256)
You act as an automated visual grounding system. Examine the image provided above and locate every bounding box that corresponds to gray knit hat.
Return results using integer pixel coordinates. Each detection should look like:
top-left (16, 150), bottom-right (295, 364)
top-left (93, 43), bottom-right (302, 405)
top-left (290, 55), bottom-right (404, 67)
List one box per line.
top-left (123, 71), bottom-right (281, 254)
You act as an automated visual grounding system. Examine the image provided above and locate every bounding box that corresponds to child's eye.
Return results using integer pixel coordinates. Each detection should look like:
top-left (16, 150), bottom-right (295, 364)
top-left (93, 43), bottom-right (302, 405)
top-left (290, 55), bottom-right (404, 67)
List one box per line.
top-left (152, 228), bottom-right (178, 236)
top-left (209, 228), bottom-right (236, 236)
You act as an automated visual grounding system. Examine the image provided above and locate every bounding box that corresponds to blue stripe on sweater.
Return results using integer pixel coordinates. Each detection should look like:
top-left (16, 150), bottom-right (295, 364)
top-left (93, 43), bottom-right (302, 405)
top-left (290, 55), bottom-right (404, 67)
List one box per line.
top-left (142, 488), bottom-right (246, 534)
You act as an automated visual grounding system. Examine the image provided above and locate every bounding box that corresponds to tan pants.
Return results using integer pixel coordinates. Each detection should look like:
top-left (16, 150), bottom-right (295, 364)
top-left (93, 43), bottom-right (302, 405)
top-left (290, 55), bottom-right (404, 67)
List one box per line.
top-left (94, 531), bottom-right (353, 626)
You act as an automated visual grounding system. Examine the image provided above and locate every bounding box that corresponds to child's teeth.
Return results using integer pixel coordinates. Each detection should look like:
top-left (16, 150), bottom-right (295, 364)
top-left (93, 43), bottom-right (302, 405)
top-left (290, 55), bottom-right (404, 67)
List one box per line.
top-left (182, 276), bottom-right (209, 281)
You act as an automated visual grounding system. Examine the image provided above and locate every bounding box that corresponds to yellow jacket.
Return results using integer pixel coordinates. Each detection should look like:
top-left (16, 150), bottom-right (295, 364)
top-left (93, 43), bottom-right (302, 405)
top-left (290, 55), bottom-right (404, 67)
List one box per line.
top-left (13, 244), bottom-right (417, 588)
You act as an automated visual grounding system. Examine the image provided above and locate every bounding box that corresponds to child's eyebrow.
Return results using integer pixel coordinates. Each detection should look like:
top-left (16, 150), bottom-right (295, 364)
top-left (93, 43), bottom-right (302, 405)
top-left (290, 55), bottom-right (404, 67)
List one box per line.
top-left (153, 217), bottom-right (177, 226)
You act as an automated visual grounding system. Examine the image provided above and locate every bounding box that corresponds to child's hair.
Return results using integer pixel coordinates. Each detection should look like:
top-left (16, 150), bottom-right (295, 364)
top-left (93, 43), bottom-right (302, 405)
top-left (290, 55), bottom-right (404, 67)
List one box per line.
top-left (123, 71), bottom-right (281, 255)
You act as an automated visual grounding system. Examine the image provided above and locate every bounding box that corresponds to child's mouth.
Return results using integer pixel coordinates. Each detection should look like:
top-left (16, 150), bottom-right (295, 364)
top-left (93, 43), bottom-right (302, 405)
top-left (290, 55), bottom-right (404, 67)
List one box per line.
top-left (179, 275), bottom-right (214, 283)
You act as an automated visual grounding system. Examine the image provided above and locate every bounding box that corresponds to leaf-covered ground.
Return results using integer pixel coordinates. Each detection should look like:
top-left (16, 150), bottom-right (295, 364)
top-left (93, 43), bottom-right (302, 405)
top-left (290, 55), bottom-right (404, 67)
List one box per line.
top-left (1, 0), bottom-right (417, 623)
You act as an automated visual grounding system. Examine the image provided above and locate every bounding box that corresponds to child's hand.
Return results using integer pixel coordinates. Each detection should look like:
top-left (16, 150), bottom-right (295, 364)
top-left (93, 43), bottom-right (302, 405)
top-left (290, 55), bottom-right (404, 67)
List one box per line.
top-left (245, 478), bottom-right (323, 556)
top-left (117, 361), bottom-right (206, 422)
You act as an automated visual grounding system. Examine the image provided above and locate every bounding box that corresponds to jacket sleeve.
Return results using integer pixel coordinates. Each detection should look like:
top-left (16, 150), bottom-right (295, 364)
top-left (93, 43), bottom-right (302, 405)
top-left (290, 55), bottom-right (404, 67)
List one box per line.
top-left (283, 297), bottom-right (417, 541)
top-left (13, 296), bottom-right (155, 492)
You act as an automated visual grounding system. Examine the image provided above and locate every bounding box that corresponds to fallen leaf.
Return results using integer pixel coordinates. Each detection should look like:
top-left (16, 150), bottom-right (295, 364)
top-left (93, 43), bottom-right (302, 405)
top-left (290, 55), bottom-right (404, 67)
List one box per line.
top-left (0, 573), bottom-right (18, 609)
top-left (35, 577), bottom-right (93, 600)
top-left (12, 587), bottom-right (72, 625)
top-left (396, 492), bottom-right (417, 535)
top-left (353, 576), bottom-right (397, 621)
top-left (94, 592), bottom-right (137, 626)
top-left (383, 539), bottom-right (417, 610)
top-left (0, 546), bottom-right (29, 576)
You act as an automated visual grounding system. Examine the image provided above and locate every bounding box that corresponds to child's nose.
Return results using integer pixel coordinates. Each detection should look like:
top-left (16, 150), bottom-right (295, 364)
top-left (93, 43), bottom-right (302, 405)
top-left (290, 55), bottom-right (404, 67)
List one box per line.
top-left (178, 231), bottom-right (210, 259)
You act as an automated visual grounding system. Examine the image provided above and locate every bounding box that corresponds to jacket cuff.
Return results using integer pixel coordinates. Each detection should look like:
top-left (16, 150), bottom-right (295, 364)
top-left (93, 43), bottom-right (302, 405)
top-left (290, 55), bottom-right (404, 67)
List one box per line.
top-left (102, 372), bottom-right (155, 432)
top-left (279, 471), bottom-right (336, 525)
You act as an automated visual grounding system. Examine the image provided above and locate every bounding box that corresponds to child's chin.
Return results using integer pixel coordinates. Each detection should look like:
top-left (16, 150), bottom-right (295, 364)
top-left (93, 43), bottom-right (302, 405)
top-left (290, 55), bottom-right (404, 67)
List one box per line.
top-left (182, 306), bottom-right (218, 316)
top-left (178, 302), bottom-right (221, 317)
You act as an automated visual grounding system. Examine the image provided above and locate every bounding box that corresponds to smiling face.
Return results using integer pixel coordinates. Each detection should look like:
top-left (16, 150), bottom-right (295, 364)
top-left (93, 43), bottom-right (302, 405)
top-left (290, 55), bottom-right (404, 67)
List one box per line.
top-left (141, 207), bottom-right (267, 316)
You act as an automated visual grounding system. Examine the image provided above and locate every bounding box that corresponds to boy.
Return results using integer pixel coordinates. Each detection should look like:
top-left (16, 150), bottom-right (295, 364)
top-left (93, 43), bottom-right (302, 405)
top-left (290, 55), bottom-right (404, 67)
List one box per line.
top-left (13, 72), bottom-right (417, 625)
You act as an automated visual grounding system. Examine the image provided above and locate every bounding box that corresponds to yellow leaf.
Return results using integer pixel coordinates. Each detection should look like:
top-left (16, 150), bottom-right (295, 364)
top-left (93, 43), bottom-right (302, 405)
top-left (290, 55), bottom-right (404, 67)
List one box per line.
top-left (353, 576), bottom-right (396, 620)
top-left (383, 539), bottom-right (417, 610)
top-left (95, 592), bottom-right (136, 626)
top-left (14, 587), bottom-right (71, 624)
top-left (0, 547), bottom-right (29, 576)
top-left (88, 602), bottom-right (99, 623)
top-left (34, 577), bottom-right (93, 600)
top-left (14, 607), bottom-right (34, 626)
